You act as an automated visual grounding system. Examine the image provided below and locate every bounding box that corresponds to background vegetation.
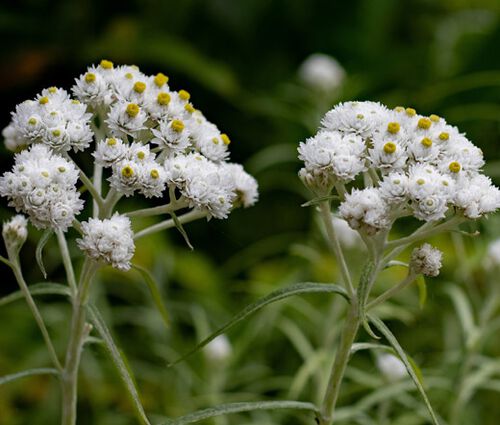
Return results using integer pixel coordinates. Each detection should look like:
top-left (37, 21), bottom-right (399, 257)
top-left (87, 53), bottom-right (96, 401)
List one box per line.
top-left (1, 0), bottom-right (500, 424)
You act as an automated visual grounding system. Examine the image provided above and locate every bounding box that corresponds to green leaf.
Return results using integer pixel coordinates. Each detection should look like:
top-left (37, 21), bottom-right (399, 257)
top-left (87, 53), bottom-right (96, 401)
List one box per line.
top-left (132, 264), bottom-right (170, 329)
top-left (36, 230), bottom-right (53, 279)
top-left (0, 368), bottom-right (59, 386)
top-left (171, 211), bottom-right (193, 250)
top-left (87, 304), bottom-right (151, 425)
top-left (350, 342), bottom-right (392, 355)
top-left (158, 400), bottom-right (319, 425)
top-left (170, 282), bottom-right (349, 366)
top-left (416, 275), bottom-right (427, 309)
top-left (368, 315), bottom-right (440, 425)
top-left (357, 261), bottom-right (380, 340)
top-left (301, 194), bottom-right (340, 207)
top-left (444, 285), bottom-right (476, 340)
top-left (0, 283), bottom-right (71, 307)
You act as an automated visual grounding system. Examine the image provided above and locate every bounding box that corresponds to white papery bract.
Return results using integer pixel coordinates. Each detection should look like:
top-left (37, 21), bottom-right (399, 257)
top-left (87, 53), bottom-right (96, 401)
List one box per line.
top-left (299, 101), bottom-right (500, 234)
top-left (77, 214), bottom-right (134, 270)
top-left (0, 145), bottom-right (83, 231)
top-left (410, 243), bottom-right (443, 277)
top-left (2, 214), bottom-right (28, 253)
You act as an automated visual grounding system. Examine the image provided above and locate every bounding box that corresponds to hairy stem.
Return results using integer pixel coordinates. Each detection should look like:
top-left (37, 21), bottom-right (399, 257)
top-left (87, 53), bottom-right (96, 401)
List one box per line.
top-left (56, 229), bottom-right (77, 295)
top-left (319, 202), bottom-right (354, 296)
top-left (133, 209), bottom-right (207, 240)
top-left (61, 259), bottom-right (98, 425)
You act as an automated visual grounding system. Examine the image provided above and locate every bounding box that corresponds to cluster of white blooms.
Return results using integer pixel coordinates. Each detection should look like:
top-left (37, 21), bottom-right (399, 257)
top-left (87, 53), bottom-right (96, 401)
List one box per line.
top-left (0, 145), bottom-right (83, 230)
top-left (5, 87), bottom-right (93, 152)
top-left (376, 353), bottom-right (408, 382)
top-left (299, 101), bottom-right (500, 234)
top-left (2, 214), bottom-right (28, 253)
top-left (77, 214), bottom-right (134, 270)
top-left (410, 243), bottom-right (443, 277)
top-left (298, 53), bottom-right (345, 91)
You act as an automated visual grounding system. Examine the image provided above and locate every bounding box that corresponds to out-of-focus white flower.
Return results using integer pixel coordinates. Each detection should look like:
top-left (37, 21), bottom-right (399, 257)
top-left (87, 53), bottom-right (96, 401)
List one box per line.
top-left (376, 353), bottom-right (408, 381)
top-left (204, 334), bottom-right (232, 362)
top-left (410, 243), bottom-right (443, 277)
top-left (298, 53), bottom-right (345, 91)
top-left (332, 216), bottom-right (362, 249)
top-left (486, 239), bottom-right (500, 267)
top-left (222, 163), bottom-right (259, 208)
top-left (2, 215), bottom-right (28, 254)
top-left (77, 213), bottom-right (135, 270)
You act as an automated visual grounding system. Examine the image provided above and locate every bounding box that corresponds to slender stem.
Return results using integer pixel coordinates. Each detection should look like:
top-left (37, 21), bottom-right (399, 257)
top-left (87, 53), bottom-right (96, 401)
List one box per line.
top-left (318, 302), bottom-right (360, 425)
top-left (92, 164), bottom-right (103, 218)
top-left (133, 209), bottom-right (207, 240)
top-left (318, 202), bottom-right (355, 296)
top-left (61, 259), bottom-right (99, 425)
top-left (56, 229), bottom-right (77, 295)
top-left (366, 273), bottom-right (417, 311)
top-left (101, 189), bottom-right (122, 218)
top-left (126, 198), bottom-right (188, 218)
top-left (9, 257), bottom-right (62, 371)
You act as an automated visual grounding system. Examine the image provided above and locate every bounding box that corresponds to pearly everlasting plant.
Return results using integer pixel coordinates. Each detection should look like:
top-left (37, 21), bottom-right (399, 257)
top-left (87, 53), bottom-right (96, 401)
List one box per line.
top-left (0, 60), bottom-right (257, 425)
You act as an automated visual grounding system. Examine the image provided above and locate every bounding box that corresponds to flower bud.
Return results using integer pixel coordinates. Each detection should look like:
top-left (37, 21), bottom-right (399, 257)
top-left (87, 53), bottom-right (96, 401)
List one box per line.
top-left (410, 243), bottom-right (443, 277)
top-left (204, 334), bottom-right (232, 363)
top-left (2, 215), bottom-right (28, 255)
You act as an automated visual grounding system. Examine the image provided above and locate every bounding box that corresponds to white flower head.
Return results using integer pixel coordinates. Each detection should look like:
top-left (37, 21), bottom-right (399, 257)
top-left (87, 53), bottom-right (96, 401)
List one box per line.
top-left (410, 243), bottom-right (443, 277)
top-left (298, 53), bottom-right (346, 91)
top-left (2, 214), bottom-right (28, 254)
top-left (94, 137), bottom-right (128, 167)
top-left (106, 101), bottom-right (147, 137)
top-left (77, 213), bottom-right (135, 270)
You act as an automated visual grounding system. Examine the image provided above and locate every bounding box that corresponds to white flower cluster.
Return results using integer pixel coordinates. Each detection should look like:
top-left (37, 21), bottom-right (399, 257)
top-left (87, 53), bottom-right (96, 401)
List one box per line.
top-left (299, 101), bottom-right (500, 234)
top-left (0, 145), bottom-right (83, 230)
top-left (410, 243), bottom-right (443, 277)
top-left (5, 87), bottom-right (93, 152)
top-left (77, 214), bottom-right (134, 270)
top-left (2, 214), bottom-right (28, 252)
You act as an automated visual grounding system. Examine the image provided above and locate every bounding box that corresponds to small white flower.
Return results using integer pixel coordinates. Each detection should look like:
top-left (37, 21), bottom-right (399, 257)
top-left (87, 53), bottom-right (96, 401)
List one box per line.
top-left (410, 243), bottom-right (443, 277)
top-left (106, 101), bottom-right (147, 137)
top-left (93, 138), bottom-right (128, 167)
top-left (2, 214), bottom-right (28, 253)
top-left (77, 213), bottom-right (135, 270)
top-left (2, 124), bottom-right (28, 152)
top-left (222, 163), bottom-right (259, 207)
top-left (298, 53), bottom-right (345, 91)
top-left (332, 216), bottom-right (362, 248)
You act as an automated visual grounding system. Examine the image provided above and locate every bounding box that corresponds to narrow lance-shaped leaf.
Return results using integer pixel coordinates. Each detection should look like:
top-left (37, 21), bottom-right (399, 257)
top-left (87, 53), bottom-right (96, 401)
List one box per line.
top-left (169, 282), bottom-right (349, 366)
top-left (357, 261), bottom-right (380, 340)
top-left (87, 304), bottom-right (151, 425)
top-left (132, 264), bottom-right (170, 329)
top-left (0, 283), bottom-right (71, 307)
top-left (158, 400), bottom-right (319, 425)
top-left (0, 368), bottom-right (59, 386)
top-left (444, 285), bottom-right (477, 341)
top-left (36, 230), bottom-right (53, 279)
top-left (368, 314), bottom-right (440, 425)
top-left (171, 211), bottom-right (193, 250)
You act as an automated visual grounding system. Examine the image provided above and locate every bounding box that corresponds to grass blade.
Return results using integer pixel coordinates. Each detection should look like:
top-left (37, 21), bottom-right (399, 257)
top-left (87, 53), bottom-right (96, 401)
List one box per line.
top-left (368, 315), bottom-right (440, 425)
top-left (36, 230), bottom-right (53, 279)
top-left (0, 368), bottom-right (59, 386)
top-left (158, 400), bottom-right (318, 425)
top-left (0, 283), bottom-right (71, 307)
top-left (87, 304), bottom-right (151, 425)
top-left (132, 264), bottom-right (170, 329)
top-left (169, 282), bottom-right (349, 366)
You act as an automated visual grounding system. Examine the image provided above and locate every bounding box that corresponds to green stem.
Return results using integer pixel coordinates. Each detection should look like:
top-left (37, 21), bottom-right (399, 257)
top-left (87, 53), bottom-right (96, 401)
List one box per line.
top-left (318, 302), bottom-right (360, 425)
top-left (61, 259), bottom-right (99, 425)
top-left (56, 229), bottom-right (77, 295)
top-left (126, 198), bottom-right (188, 218)
top-left (9, 257), bottom-right (63, 372)
top-left (318, 202), bottom-right (354, 297)
top-left (366, 273), bottom-right (417, 311)
top-left (92, 164), bottom-right (103, 218)
top-left (133, 209), bottom-right (207, 240)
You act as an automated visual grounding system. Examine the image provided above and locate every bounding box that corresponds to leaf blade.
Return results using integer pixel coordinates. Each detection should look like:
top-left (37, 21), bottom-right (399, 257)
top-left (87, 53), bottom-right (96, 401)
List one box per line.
top-left (87, 304), bottom-right (151, 425)
top-left (36, 230), bottom-right (53, 279)
top-left (0, 283), bottom-right (71, 307)
top-left (0, 368), bottom-right (59, 386)
top-left (169, 282), bottom-right (348, 366)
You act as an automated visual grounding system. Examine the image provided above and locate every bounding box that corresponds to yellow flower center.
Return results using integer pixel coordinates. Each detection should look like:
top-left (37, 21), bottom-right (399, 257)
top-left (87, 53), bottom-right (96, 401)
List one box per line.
top-left (449, 161), bottom-right (461, 173)
top-left (356, 114), bottom-right (364, 119)
top-left (107, 138), bottom-right (117, 146)
top-left (383, 142), bottom-right (397, 154)
top-left (171, 119), bottom-right (185, 132)
top-left (48, 87), bottom-right (57, 94)
top-left (126, 103), bottom-right (140, 118)
top-left (418, 117), bottom-right (432, 129)
top-left (439, 132), bottom-right (449, 141)
top-left (221, 133), bottom-right (231, 145)
top-left (52, 129), bottom-right (61, 137)
top-left (157, 92), bottom-right (171, 105)
top-left (394, 106), bottom-right (405, 113)
top-left (150, 169), bottom-right (159, 179)
top-left (421, 137), bottom-right (432, 148)
top-left (28, 117), bottom-right (37, 125)
top-left (178, 90), bottom-right (190, 101)
top-left (387, 122), bottom-right (400, 134)
top-left (100, 59), bottom-right (113, 69)
top-left (85, 73), bottom-right (96, 83)
top-left (417, 178), bottom-right (425, 185)
top-left (405, 107), bottom-right (416, 117)
top-left (184, 104), bottom-right (195, 113)
top-left (154, 73), bottom-right (169, 87)
top-left (133, 81), bottom-right (146, 93)
top-left (39, 97), bottom-right (49, 105)
top-left (137, 151), bottom-right (145, 160)
top-left (429, 114), bottom-right (440, 122)
top-left (58, 166), bottom-right (66, 173)
top-left (125, 72), bottom-right (133, 80)
top-left (41, 171), bottom-right (49, 177)
top-left (212, 137), bottom-right (219, 145)
top-left (121, 165), bottom-right (134, 178)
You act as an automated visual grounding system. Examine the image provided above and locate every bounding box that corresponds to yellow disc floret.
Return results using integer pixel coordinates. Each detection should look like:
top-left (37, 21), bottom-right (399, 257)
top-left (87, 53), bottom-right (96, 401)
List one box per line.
top-left (421, 137), bottom-right (432, 148)
top-left (178, 90), bottom-right (190, 101)
top-left (28, 117), bottom-right (37, 125)
top-left (52, 129), bottom-right (61, 137)
top-left (394, 106), bottom-right (405, 113)
top-left (405, 107), bottom-right (416, 117)
top-left (133, 81), bottom-right (146, 93)
top-left (212, 137), bottom-right (219, 145)
top-left (150, 169), bottom-right (159, 179)
top-left (449, 161), bottom-right (461, 173)
top-left (126, 103), bottom-right (140, 118)
top-left (387, 122), bottom-right (401, 134)
top-left (418, 117), bottom-right (432, 129)
top-left (429, 114), bottom-right (440, 122)
top-left (121, 165), bottom-right (134, 178)
top-left (137, 151), bottom-right (145, 160)
top-left (100, 59), bottom-right (114, 69)
top-left (157, 92), bottom-right (171, 105)
top-left (41, 171), bottom-right (49, 177)
top-left (125, 72), bottom-right (133, 80)
top-left (154, 72), bottom-right (169, 87)
top-left (221, 134), bottom-right (231, 145)
top-left (184, 104), bottom-right (195, 113)
top-left (85, 73), bottom-right (96, 83)
top-left (439, 132), bottom-right (449, 141)
top-left (58, 166), bottom-right (66, 173)
top-left (107, 138), bottom-right (117, 146)
top-left (39, 96), bottom-right (49, 105)
top-left (356, 113), bottom-right (364, 119)
top-left (417, 178), bottom-right (425, 185)
top-left (171, 119), bottom-right (185, 132)
top-left (48, 87), bottom-right (57, 94)
top-left (383, 142), bottom-right (397, 154)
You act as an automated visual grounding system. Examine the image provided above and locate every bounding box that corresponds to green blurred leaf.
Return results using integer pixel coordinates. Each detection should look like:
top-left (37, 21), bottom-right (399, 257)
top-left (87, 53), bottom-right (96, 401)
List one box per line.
top-left (0, 283), bottom-right (71, 307)
top-left (171, 211), bottom-right (193, 250)
top-left (87, 304), bottom-right (151, 425)
top-left (416, 275), bottom-right (427, 309)
top-left (444, 285), bottom-right (477, 343)
top-left (132, 263), bottom-right (170, 329)
top-left (170, 282), bottom-right (349, 366)
top-left (36, 230), bottom-right (52, 279)
top-left (0, 368), bottom-right (59, 386)
top-left (369, 315), bottom-right (440, 425)
top-left (158, 400), bottom-right (319, 425)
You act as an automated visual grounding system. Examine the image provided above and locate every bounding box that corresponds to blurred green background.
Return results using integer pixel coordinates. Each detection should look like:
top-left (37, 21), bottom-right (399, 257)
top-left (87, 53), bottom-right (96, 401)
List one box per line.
top-left (1, 0), bottom-right (500, 424)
